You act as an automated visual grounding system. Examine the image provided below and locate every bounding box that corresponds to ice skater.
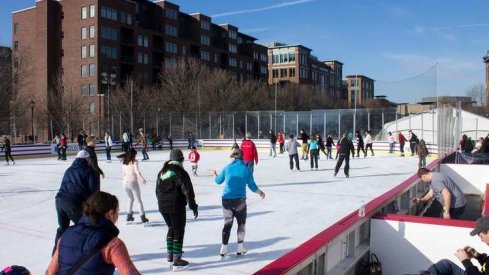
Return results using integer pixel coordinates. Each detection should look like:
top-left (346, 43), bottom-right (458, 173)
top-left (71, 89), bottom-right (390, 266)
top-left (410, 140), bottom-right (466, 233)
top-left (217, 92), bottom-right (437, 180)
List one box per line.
top-left (269, 130), bottom-right (277, 157)
top-left (308, 135), bottom-right (319, 170)
top-left (135, 128), bottom-right (149, 161)
top-left (398, 131), bottom-right (406, 157)
top-left (117, 149), bottom-right (148, 224)
top-left (365, 130), bottom-right (374, 156)
top-left (285, 134), bottom-right (301, 171)
top-left (326, 135), bottom-right (335, 159)
top-left (156, 149), bottom-right (198, 271)
top-left (416, 139), bottom-right (429, 168)
top-left (387, 132), bottom-right (395, 153)
top-left (300, 129), bottom-right (309, 160)
top-left (334, 133), bottom-right (355, 178)
top-left (1, 136), bottom-right (15, 165)
top-left (278, 130), bottom-right (285, 154)
top-left (188, 146), bottom-right (200, 176)
top-left (355, 131), bottom-right (366, 157)
top-left (104, 131), bottom-right (113, 163)
top-left (210, 149), bottom-right (265, 257)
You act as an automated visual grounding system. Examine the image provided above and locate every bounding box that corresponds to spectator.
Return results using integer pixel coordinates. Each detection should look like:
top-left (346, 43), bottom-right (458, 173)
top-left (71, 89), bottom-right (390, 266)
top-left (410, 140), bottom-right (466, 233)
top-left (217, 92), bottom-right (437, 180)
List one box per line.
top-left (413, 168), bottom-right (467, 219)
top-left (285, 134), bottom-right (301, 171)
top-left (472, 137), bottom-right (484, 153)
top-left (463, 137), bottom-right (475, 153)
top-left (47, 191), bottom-right (141, 275)
top-left (241, 133), bottom-right (258, 174)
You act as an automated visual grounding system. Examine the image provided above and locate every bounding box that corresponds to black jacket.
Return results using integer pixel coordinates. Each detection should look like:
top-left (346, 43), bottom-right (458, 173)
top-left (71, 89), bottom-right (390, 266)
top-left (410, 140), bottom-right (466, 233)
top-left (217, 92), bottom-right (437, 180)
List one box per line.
top-left (300, 132), bottom-right (309, 143)
top-left (356, 134), bottom-right (364, 147)
top-left (156, 164), bottom-right (197, 214)
top-left (338, 137), bottom-right (355, 156)
top-left (1, 138), bottom-right (11, 152)
top-left (326, 137), bottom-right (334, 147)
top-left (56, 158), bottom-right (100, 205)
top-left (270, 133), bottom-right (277, 144)
top-left (462, 252), bottom-right (489, 275)
top-left (85, 146), bottom-right (104, 177)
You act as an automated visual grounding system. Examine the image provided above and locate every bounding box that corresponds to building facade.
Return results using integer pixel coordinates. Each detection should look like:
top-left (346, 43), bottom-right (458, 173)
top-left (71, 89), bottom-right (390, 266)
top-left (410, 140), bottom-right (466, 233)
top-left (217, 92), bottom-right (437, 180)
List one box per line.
top-left (267, 43), bottom-right (343, 99)
top-left (0, 47), bottom-right (12, 136)
top-left (345, 75), bottom-right (375, 108)
top-left (12, 0), bottom-right (268, 140)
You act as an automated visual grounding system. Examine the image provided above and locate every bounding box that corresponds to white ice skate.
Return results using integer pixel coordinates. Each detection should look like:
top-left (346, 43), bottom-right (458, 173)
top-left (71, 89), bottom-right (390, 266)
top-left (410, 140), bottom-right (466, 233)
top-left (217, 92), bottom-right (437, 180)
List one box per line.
top-left (237, 243), bottom-right (247, 256)
top-left (219, 244), bottom-right (228, 257)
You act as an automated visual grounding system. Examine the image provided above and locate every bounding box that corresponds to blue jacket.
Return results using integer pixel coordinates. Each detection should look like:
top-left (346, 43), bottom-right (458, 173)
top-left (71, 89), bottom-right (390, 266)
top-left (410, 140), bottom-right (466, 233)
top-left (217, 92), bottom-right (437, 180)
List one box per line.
top-left (215, 159), bottom-right (259, 199)
top-left (58, 217), bottom-right (119, 275)
top-left (56, 158), bottom-right (100, 205)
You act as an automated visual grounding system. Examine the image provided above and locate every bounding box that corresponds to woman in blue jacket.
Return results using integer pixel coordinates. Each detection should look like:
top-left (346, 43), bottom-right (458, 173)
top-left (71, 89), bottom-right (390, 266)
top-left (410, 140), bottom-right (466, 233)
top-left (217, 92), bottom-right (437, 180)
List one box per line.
top-left (210, 149), bottom-right (265, 257)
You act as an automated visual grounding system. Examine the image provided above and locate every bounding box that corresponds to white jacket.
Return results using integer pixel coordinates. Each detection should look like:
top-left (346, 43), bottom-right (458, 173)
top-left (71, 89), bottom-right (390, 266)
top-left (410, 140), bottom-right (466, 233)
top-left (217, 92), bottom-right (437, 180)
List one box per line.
top-left (105, 135), bottom-right (113, 147)
top-left (365, 134), bottom-right (372, 144)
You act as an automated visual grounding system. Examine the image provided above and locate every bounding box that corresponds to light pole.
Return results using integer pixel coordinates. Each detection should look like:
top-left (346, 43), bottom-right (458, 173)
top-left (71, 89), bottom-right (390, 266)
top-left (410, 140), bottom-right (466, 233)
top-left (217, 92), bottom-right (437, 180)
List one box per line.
top-left (101, 72), bottom-right (116, 133)
top-left (97, 93), bottom-right (104, 138)
top-left (274, 80), bottom-right (278, 133)
top-left (353, 75), bottom-right (358, 134)
top-left (30, 100), bottom-right (35, 143)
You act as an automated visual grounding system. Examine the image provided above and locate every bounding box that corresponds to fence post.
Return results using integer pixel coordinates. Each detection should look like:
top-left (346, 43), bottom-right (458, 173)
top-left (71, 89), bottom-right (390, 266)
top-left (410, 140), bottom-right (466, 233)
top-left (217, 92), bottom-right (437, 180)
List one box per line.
top-left (283, 113), bottom-right (286, 134)
top-left (182, 115), bottom-right (185, 139)
top-left (323, 112), bottom-right (326, 137)
top-left (432, 112), bottom-right (435, 145)
top-left (338, 111), bottom-right (341, 139)
top-left (381, 110), bottom-right (384, 131)
top-left (169, 114), bottom-right (172, 136)
top-left (258, 112), bottom-right (260, 139)
top-left (421, 113), bottom-right (424, 140)
top-left (245, 112), bottom-right (248, 136)
top-left (309, 113), bottom-right (312, 134)
top-left (270, 114), bottom-right (272, 133)
top-left (209, 115), bottom-right (211, 139)
top-left (296, 113), bottom-right (299, 136)
top-left (195, 114), bottom-right (198, 139)
top-left (232, 114), bottom-right (235, 140)
top-left (119, 112), bottom-right (122, 139)
top-left (143, 113), bottom-right (146, 133)
top-left (476, 118), bottom-right (479, 139)
top-left (367, 112), bottom-right (370, 131)
top-left (219, 114), bottom-right (222, 138)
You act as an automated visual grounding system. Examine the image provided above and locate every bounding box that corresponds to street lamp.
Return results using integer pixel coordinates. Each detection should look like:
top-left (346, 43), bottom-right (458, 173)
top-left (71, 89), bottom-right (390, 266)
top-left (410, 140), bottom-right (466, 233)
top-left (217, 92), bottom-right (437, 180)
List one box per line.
top-left (101, 72), bottom-right (116, 133)
top-left (30, 100), bottom-right (35, 143)
top-left (274, 80), bottom-right (278, 133)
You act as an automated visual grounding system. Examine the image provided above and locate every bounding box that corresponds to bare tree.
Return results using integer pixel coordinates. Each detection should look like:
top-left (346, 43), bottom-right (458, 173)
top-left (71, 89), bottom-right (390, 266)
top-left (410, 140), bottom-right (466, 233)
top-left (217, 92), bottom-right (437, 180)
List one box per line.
top-left (0, 48), bottom-right (12, 135)
top-left (466, 83), bottom-right (486, 107)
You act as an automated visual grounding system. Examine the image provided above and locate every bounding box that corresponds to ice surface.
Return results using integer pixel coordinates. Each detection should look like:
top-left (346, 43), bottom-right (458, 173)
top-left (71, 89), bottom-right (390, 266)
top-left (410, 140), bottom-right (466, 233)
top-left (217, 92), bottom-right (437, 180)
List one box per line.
top-left (0, 149), bottom-right (421, 274)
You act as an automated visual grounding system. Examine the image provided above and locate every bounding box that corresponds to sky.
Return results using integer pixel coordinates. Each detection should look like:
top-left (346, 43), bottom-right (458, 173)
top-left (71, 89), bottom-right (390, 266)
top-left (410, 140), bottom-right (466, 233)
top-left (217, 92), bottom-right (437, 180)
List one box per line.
top-left (1, 0), bottom-right (488, 103)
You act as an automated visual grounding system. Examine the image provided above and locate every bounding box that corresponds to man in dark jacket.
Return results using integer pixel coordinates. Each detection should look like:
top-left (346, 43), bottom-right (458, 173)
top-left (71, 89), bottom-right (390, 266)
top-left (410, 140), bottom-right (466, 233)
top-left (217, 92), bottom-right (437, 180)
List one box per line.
top-left (334, 133), bottom-right (355, 178)
top-left (85, 136), bottom-right (105, 179)
top-left (300, 129), bottom-right (309, 160)
top-left (156, 149), bottom-right (198, 271)
top-left (53, 150), bottom-right (100, 251)
top-left (1, 136), bottom-right (15, 165)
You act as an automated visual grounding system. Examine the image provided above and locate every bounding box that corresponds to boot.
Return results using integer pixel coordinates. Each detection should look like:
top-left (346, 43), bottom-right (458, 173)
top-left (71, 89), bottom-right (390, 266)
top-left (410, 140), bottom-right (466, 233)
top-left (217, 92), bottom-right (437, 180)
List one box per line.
top-left (140, 214), bottom-right (149, 223)
top-left (172, 254), bottom-right (189, 271)
top-left (219, 244), bottom-right (228, 257)
top-left (167, 253), bottom-right (173, 267)
top-left (237, 242), bottom-right (247, 255)
top-left (126, 213), bottom-right (134, 222)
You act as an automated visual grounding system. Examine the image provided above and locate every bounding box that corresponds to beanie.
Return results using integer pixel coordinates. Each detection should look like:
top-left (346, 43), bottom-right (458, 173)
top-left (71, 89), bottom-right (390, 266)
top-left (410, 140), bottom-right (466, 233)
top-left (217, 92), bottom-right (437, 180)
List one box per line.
top-left (169, 149), bottom-right (184, 161)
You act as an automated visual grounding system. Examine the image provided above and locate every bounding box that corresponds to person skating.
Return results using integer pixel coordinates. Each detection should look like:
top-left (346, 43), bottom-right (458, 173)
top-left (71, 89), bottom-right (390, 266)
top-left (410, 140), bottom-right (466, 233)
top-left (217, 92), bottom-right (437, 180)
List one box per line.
top-left (300, 129), bottom-right (309, 160)
top-left (269, 130), bottom-right (277, 157)
top-left (85, 136), bottom-right (105, 179)
top-left (210, 149), bottom-right (265, 257)
top-left (51, 134), bottom-right (62, 160)
top-left (1, 136), bottom-right (15, 165)
top-left (277, 130), bottom-right (285, 154)
top-left (188, 146), bottom-right (200, 176)
top-left (47, 191), bottom-right (141, 275)
top-left (308, 135), bottom-right (319, 170)
top-left (398, 131), bottom-right (407, 157)
top-left (365, 130), bottom-right (374, 156)
top-left (387, 132), bottom-right (395, 153)
top-left (241, 133), bottom-right (258, 174)
top-left (355, 130), bottom-right (366, 157)
top-left (416, 139), bottom-right (429, 168)
top-left (156, 149), bottom-right (198, 271)
top-left (104, 131), bottom-right (113, 163)
top-left (59, 133), bottom-right (68, 161)
top-left (334, 133), bottom-right (355, 178)
top-left (122, 131), bottom-right (130, 152)
top-left (316, 134), bottom-right (327, 159)
top-left (117, 149), bottom-right (148, 224)
top-left (135, 128), bottom-right (149, 161)
top-left (77, 131), bottom-right (86, 150)
top-left (408, 130), bottom-right (419, 156)
top-left (285, 134), bottom-right (301, 171)
top-left (326, 135), bottom-right (335, 159)
top-left (53, 150), bottom-right (100, 252)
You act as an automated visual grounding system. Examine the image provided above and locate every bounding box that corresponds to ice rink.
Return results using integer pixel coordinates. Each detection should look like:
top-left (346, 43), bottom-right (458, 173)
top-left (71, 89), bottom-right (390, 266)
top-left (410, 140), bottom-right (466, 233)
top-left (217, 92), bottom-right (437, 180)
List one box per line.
top-left (0, 148), bottom-right (422, 274)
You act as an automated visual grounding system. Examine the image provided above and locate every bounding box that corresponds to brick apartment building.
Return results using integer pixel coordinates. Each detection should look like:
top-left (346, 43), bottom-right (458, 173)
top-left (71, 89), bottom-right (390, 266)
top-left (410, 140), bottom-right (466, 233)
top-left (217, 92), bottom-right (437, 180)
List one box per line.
top-left (12, 0), bottom-right (268, 141)
top-left (345, 75), bottom-right (375, 108)
top-left (0, 46), bottom-right (12, 136)
top-left (267, 43), bottom-right (343, 99)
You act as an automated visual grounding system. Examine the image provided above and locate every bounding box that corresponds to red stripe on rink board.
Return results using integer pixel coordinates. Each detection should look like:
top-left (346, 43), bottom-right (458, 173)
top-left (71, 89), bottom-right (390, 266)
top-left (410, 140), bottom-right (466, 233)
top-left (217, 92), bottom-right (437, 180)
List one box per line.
top-left (372, 214), bottom-right (474, 228)
top-left (484, 184), bottom-right (489, 217)
top-left (254, 156), bottom-right (444, 275)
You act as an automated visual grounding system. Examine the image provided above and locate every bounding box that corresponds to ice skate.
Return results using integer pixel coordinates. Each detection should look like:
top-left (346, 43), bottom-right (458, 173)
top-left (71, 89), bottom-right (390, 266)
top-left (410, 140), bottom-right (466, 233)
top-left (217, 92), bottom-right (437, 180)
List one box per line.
top-left (219, 244), bottom-right (228, 257)
top-left (237, 243), bottom-right (247, 255)
top-left (126, 213), bottom-right (134, 223)
top-left (172, 254), bottom-right (189, 271)
top-left (140, 214), bottom-right (149, 224)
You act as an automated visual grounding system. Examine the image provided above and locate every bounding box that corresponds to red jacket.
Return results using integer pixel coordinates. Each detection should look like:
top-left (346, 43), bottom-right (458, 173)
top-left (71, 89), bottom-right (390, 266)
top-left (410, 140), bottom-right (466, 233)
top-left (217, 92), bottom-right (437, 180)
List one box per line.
top-left (188, 150), bottom-right (200, 164)
top-left (241, 139), bottom-right (258, 164)
top-left (277, 132), bottom-right (285, 144)
top-left (398, 133), bottom-right (406, 143)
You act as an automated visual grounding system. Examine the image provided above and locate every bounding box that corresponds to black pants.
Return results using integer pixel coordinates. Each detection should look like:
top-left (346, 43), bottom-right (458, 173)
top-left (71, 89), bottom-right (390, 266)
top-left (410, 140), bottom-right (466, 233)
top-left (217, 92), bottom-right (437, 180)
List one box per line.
top-left (310, 149), bottom-right (318, 169)
top-left (60, 147), bottom-right (67, 160)
top-left (334, 154), bottom-right (350, 176)
top-left (357, 144), bottom-right (366, 157)
top-left (365, 143), bottom-right (374, 156)
top-left (54, 198), bottom-right (82, 253)
top-left (78, 142), bottom-right (84, 150)
top-left (222, 198), bottom-right (247, 245)
top-left (4, 150), bottom-right (14, 163)
top-left (105, 146), bottom-right (111, 160)
top-left (400, 142), bottom-right (405, 154)
top-left (162, 210), bottom-right (187, 254)
top-left (410, 142), bottom-right (416, 155)
top-left (279, 143), bottom-right (284, 153)
top-left (288, 153), bottom-right (300, 170)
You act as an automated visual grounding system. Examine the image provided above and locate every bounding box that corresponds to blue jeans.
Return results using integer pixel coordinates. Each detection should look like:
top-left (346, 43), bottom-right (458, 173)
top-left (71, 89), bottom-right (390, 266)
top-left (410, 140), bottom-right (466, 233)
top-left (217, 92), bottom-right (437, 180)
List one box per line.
top-left (269, 143), bottom-right (277, 157)
top-left (142, 148), bottom-right (149, 160)
top-left (54, 198), bottom-right (82, 253)
top-left (427, 259), bottom-right (465, 275)
top-left (244, 161), bottom-right (254, 174)
top-left (326, 146), bottom-right (332, 159)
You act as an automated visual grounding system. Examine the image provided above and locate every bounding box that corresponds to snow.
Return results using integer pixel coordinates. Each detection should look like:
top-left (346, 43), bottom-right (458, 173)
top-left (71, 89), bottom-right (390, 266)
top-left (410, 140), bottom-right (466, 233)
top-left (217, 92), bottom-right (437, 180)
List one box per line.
top-left (0, 149), bottom-right (422, 274)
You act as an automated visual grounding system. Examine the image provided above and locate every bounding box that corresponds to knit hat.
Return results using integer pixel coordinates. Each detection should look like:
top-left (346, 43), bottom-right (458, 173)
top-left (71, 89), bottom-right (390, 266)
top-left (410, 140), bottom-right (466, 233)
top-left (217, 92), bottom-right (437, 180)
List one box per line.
top-left (169, 149), bottom-right (184, 161)
top-left (76, 150), bottom-right (90, 159)
top-left (230, 149), bottom-right (243, 159)
top-left (1, 265), bottom-right (31, 275)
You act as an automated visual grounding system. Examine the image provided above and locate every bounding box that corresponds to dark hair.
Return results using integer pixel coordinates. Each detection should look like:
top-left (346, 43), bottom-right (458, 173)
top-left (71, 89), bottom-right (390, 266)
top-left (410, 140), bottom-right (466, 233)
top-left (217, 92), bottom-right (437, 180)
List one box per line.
top-left (83, 191), bottom-right (119, 224)
top-left (117, 148), bottom-right (137, 165)
top-left (417, 167), bottom-right (430, 178)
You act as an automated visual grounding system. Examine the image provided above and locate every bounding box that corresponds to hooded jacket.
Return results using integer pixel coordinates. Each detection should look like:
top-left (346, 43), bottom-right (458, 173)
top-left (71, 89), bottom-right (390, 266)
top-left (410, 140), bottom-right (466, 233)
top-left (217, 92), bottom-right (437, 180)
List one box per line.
top-left (156, 163), bottom-right (197, 214)
top-left (56, 158), bottom-right (100, 205)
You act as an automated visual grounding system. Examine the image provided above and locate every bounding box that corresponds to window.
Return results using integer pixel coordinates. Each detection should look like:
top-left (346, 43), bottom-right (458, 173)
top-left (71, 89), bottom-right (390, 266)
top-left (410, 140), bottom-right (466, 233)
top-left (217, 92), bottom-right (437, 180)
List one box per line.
top-left (89, 5), bottom-right (95, 18)
top-left (200, 50), bottom-right (210, 61)
top-left (81, 46), bottom-right (87, 58)
top-left (144, 36), bottom-right (148, 47)
top-left (201, 20), bottom-right (210, 30)
top-left (81, 84), bottom-right (87, 96)
top-left (228, 30), bottom-right (237, 40)
top-left (81, 7), bottom-right (87, 19)
top-left (89, 45), bottom-right (95, 57)
top-left (101, 6), bottom-right (117, 21)
top-left (165, 9), bottom-right (178, 20)
top-left (165, 58), bottom-right (178, 68)
top-left (228, 44), bottom-right (237, 53)
top-left (137, 35), bottom-right (148, 47)
top-left (253, 51), bottom-right (259, 60)
top-left (127, 14), bottom-right (132, 25)
top-left (261, 53), bottom-right (268, 62)
top-left (137, 35), bottom-right (142, 46)
top-left (272, 69), bottom-right (278, 78)
top-left (81, 27), bottom-right (87, 40)
top-left (101, 45), bottom-right (117, 59)
top-left (229, 58), bottom-right (237, 67)
top-left (81, 65), bottom-right (87, 77)
top-left (137, 52), bottom-right (143, 64)
top-left (200, 35), bottom-right (210, 46)
top-left (14, 41), bottom-right (19, 51)
top-left (289, 68), bottom-right (295, 77)
top-left (238, 37), bottom-right (242, 44)
top-left (121, 12), bottom-right (126, 23)
top-left (280, 68), bottom-right (287, 77)
top-left (165, 42), bottom-right (177, 54)
top-left (137, 52), bottom-right (148, 64)
top-left (101, 26), bottom-right (117, 41)
top-left (89, 26), bottom-right (95, 38)
top-left (89, 83), bottom-right (96, 95)
top-left (261, 66), bottom-right (267, 74)
top-left (89, 64), bottom-right (96, 76)
top-left (165, 25), bottom-right (177, 37)
top-left (13, 23), bottom-right (18, 34)
top-left (89, 103), bottom-right (95, 114)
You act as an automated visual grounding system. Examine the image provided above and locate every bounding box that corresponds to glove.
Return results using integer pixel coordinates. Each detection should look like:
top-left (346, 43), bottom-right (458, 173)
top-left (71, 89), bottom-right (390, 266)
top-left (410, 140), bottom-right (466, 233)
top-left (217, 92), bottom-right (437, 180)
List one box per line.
top-left (191, 203), bottom-right (198, 219)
